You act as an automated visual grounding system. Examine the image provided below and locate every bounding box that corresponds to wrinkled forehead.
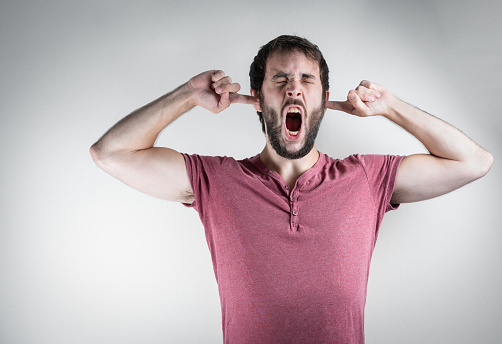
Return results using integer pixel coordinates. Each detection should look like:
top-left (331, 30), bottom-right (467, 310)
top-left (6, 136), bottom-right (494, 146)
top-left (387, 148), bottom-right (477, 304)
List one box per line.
top-left (265, 49), bottom-right (320, 79)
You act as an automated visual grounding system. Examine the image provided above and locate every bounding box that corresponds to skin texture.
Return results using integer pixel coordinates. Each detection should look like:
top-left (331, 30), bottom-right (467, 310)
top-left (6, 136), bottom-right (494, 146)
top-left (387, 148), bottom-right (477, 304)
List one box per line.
top-left (90, 51), bottom-right (493, 205)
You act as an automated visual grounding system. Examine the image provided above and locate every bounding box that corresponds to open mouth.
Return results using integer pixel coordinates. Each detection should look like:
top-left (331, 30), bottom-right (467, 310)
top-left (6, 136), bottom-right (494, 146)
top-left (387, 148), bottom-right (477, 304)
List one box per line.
top-left (285, 107), bottom-right (303, 137)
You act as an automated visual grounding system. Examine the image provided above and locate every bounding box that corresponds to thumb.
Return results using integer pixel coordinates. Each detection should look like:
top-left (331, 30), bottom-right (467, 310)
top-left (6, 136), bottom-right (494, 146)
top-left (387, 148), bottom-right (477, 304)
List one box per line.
top-left (217, 92), bottom-right (230, 111)
top-left (346, 90), bottom-right (370, 116)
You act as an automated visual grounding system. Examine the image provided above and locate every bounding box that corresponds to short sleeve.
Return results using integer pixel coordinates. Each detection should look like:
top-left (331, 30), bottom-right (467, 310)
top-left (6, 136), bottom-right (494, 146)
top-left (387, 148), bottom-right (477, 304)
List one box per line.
top-left (181, 153), bottom-right (227, 217)
top-left (355, 154), bottom-right (405, 219)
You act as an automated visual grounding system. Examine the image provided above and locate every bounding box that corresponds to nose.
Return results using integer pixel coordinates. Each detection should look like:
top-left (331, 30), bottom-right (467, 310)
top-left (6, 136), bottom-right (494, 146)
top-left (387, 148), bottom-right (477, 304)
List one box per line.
top-left (286, 80), bottom-right (302, 98)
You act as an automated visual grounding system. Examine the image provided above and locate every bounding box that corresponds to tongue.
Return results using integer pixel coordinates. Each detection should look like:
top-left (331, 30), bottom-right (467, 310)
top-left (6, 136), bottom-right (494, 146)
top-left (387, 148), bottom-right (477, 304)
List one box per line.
top-left (286, 114), bottom-right (301, 131)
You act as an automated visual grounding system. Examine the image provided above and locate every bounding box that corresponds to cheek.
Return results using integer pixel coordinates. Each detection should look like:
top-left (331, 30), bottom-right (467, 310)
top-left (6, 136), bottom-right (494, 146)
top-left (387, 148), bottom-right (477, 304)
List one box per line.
top-left (307, 91), bottom-right (324, 108)
top-left (262, 95), bottom-right (283, 113)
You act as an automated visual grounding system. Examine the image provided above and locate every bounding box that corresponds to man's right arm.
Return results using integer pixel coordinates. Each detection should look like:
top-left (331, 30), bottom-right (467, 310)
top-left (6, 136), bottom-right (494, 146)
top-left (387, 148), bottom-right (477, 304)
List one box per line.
top-left (90, 70), bottom-right (255, 203)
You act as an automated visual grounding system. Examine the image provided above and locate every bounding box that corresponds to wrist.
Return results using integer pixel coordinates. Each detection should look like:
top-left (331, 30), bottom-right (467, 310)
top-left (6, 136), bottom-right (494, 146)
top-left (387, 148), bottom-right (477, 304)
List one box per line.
top-left (156, 82), bottom-right (197, 123)
top-left (179, 81), bottom-right (199, 109)
top-left (384, 96), bottom-right (408, 122)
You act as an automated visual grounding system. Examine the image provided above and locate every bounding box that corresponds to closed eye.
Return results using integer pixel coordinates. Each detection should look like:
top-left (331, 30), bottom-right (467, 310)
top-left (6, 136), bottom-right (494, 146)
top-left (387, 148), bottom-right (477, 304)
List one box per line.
top-left (273, 79), bottom-right (287, 84)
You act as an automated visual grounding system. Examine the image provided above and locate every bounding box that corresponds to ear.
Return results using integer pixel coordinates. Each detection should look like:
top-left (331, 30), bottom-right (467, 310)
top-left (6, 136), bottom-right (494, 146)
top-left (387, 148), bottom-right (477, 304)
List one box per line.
top-left (324, 90), bottom-right (330, 112)
top-left (250, 89), bottom-right (262, 112)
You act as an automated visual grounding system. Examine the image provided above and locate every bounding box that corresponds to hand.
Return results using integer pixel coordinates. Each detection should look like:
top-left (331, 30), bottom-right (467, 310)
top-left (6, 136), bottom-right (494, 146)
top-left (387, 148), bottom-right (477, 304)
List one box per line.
top-left (326, 80), bottom-right (396, 118)
top-left (187, 70), bottom-right (257, 114)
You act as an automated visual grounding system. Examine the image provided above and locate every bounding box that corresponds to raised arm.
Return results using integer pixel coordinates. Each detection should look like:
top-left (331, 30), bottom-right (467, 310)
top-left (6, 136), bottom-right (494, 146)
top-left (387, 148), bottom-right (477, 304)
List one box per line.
top-left (90, 70), bottom-right (256, 203)
top-left (326, 80), bottom-right (493, 204)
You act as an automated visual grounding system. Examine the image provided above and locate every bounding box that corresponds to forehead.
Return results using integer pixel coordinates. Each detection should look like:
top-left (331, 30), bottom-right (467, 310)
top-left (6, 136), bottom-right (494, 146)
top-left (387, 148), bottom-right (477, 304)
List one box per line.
top-left (265, 50), bottom-right (320, 79)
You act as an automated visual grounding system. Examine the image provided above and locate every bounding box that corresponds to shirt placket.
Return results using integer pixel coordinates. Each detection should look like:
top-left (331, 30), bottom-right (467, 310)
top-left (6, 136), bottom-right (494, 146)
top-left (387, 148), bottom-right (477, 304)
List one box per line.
top-left (289, 188), bottom-right (299, 232)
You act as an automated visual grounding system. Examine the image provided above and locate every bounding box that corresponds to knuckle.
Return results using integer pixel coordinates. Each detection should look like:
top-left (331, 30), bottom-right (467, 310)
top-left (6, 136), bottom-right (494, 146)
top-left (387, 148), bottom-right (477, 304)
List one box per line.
top-left (212, 70), bottom-right (224, 81)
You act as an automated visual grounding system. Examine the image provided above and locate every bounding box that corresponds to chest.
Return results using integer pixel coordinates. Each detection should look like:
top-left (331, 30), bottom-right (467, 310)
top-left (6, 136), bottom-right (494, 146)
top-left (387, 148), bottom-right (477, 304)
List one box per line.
top-left (204, 171), bottom-right (379, 259)
top-left (204, 171), bottom-right (379, 299)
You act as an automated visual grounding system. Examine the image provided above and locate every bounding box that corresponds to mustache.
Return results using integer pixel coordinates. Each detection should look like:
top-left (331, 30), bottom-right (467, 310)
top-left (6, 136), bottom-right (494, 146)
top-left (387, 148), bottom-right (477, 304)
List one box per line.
top-left (281, 99), bottom-right (306, 114)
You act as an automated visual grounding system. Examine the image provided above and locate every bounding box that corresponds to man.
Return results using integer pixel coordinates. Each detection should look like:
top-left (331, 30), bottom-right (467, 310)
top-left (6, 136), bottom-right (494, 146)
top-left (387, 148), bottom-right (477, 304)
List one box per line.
top-left (90, 35), bottom-right (493, 343)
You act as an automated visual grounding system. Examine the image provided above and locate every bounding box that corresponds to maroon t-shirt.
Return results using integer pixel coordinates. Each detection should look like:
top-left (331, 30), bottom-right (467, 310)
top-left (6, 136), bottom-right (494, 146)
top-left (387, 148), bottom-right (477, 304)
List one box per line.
top-left (183, 152), bottom-right (404, 344)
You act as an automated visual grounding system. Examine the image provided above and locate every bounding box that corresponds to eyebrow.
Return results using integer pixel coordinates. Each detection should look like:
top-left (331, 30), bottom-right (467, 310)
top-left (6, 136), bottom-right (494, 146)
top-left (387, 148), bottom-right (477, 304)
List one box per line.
top-left (271, 72), bottom-right (317, 81)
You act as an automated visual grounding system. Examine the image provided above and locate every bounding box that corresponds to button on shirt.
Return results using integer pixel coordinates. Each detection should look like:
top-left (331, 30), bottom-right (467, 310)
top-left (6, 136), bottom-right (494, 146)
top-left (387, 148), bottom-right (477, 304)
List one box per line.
top-left (183, 152), bottom-right (404, 344)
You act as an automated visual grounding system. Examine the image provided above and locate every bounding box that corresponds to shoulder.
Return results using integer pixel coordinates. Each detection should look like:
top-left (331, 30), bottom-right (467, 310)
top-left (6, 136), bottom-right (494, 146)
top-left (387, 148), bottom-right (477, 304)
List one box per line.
top-left (319, 153), bottom-right (404, 178)
top-left (340, 154), bottom-right (404, 170)
top-left (319, 153), bottom-right (365, 171)
top-left (182, 153), bottom-right (233, 168)
top-left (182, 153), bottom-right (261, 176)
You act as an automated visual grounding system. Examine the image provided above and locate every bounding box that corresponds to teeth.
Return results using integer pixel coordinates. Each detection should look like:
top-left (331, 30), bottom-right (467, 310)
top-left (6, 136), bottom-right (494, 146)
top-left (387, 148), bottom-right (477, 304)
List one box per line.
top-left (287, 107), bottom-right (301, 113)
top-left (287, 129), bottom-right (299, 136)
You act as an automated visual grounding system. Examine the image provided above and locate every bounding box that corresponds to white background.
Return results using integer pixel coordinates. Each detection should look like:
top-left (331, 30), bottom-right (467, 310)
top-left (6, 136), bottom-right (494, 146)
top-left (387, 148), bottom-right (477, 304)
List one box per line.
top-left (1, 0), bottom-right (501, 343)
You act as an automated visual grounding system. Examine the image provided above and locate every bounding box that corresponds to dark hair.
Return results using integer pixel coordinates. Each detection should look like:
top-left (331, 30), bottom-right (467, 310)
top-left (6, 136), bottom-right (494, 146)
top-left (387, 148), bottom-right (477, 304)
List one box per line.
top-left (249, 35), bottom-right (330, 132)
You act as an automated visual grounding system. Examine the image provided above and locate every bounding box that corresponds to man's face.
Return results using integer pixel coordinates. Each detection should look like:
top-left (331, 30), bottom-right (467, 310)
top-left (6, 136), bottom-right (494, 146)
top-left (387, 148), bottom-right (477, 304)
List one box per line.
top-left (254, 50), bottom-right (327, 160)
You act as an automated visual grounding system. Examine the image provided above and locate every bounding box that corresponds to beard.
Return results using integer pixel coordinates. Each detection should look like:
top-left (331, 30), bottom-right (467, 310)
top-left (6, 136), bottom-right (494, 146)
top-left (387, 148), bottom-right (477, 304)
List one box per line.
top-left (261, 98), bottom-right (325, 160)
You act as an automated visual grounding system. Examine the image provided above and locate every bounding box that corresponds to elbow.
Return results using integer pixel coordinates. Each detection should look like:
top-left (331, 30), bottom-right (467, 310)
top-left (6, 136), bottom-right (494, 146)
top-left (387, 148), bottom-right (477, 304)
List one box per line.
top-left (469, 150), bottom-right (494, 181)
top-left (90, 142), bottom-right (110, 170)
top-left (90, 141), bottom-right (128, 173)
top-left (478, 150), bottom-right (494, 177)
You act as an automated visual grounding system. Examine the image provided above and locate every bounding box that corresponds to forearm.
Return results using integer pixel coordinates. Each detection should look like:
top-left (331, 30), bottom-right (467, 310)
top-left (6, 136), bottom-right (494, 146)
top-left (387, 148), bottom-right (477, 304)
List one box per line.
top-left (329, 80), bottom-right (493, 202)
top-left (385, 98), bottom-right (493, 171)
top-left (91, 82), bottom-right (195, 158)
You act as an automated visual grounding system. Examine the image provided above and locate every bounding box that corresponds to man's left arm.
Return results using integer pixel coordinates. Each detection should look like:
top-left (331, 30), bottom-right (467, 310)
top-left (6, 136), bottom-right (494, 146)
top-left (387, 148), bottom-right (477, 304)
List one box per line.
top-left (326, 80), bottom-right (494, 204)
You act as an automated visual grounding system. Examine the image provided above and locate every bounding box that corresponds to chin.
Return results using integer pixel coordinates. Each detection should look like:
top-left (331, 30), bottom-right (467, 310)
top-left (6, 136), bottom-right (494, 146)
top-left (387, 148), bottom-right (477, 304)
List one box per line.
top-left (274, 141), bottom-right (315, 160)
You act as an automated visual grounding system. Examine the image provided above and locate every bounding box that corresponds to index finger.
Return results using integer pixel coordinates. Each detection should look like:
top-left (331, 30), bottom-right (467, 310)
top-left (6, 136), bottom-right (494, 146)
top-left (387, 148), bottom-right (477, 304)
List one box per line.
top-left (230, 93), bottom-right (258, 105)
top-left (326, 100), bottom-right (353, 113)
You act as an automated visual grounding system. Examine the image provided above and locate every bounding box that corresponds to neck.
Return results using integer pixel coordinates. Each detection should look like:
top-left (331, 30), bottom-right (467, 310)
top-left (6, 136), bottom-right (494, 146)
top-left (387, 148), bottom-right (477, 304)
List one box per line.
top-left (260, 143), bottom-right (320, 189)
